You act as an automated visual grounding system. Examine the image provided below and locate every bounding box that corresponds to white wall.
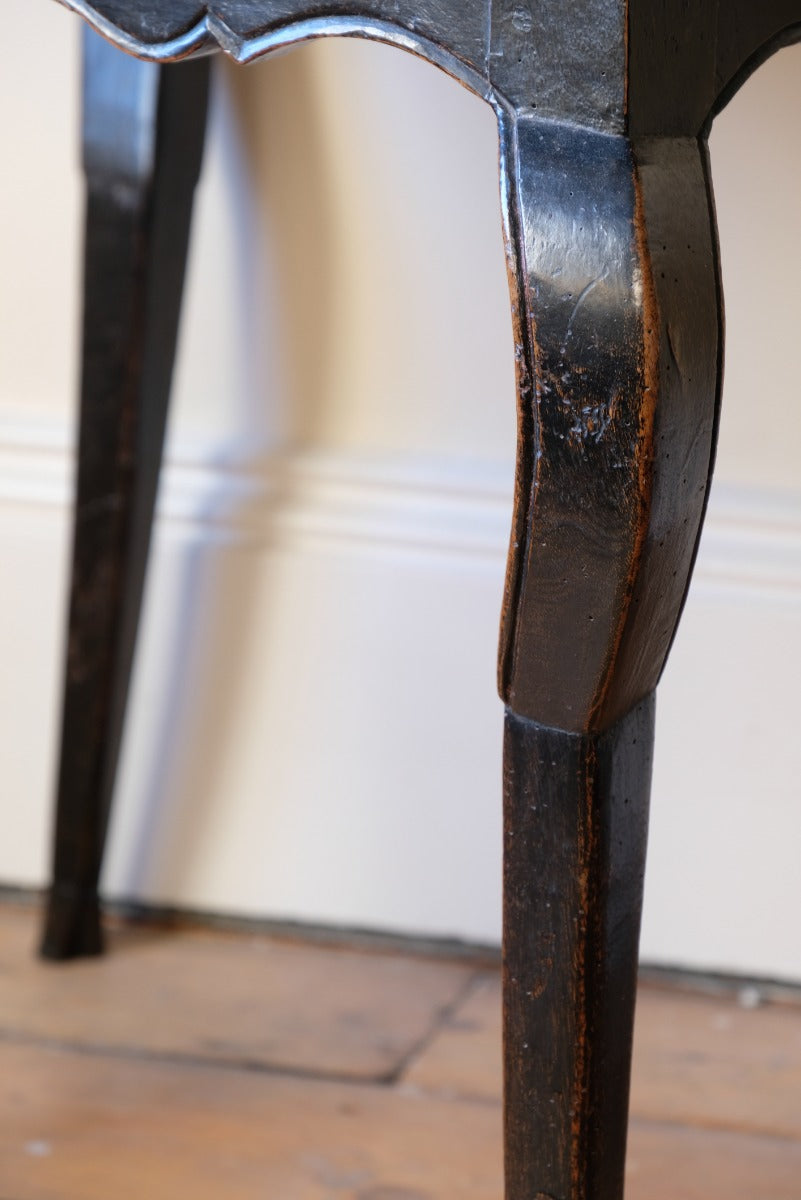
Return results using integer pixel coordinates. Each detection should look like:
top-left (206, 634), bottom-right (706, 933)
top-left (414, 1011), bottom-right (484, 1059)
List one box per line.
top-left (1, 2), bottom-right (800, 980)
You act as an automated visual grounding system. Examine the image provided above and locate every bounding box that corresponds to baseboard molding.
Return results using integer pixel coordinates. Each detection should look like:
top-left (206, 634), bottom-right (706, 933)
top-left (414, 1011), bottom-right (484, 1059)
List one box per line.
top-left (1, 408), bottom-right (800, 593)
top-left (7, 883), bottom-right (799, 995)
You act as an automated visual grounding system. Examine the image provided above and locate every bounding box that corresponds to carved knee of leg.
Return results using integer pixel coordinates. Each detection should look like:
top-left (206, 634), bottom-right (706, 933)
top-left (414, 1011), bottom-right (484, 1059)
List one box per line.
top-left (497, 115), bottom-right (722, 735)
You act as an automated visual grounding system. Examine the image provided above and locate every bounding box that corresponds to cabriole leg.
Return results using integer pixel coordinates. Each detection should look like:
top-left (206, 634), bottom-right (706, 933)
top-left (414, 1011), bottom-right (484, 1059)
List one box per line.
top-left (496, 112), bottom-right (722, 1198)
top-left (40, 33), bottom-right (209, 960)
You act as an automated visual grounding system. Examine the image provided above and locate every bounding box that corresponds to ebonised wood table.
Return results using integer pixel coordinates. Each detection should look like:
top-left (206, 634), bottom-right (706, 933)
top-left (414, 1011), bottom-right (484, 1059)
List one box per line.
top-left (41, 3), bottom-right (801, 1197)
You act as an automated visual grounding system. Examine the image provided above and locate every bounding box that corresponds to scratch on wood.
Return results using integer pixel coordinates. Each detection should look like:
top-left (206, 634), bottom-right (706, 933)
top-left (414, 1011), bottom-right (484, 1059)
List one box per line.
top-left (562, 273), bottom-right (608, 349)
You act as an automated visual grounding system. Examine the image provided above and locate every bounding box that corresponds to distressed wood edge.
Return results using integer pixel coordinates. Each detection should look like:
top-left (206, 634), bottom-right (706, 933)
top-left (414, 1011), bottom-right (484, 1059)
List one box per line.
top-left (54, 0), bottom-right (502, 111)
top-left (497, 121), bottom-right (724, 734)
top-left (652, 136), bottom-right (724, 677)
top-left (496, 116), bottom-right (659, 732)
top-left (495, 110), bottom-right (537, 703)
top-left (56, 0), bottom-right (211, 60)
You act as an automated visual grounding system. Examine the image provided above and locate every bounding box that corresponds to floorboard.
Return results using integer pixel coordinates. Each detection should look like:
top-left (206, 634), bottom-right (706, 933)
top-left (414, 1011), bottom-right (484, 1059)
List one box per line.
top-left (0, 906), bottom-right (473, 1082)
top-left (1, 902), bottom-right (799, 1198)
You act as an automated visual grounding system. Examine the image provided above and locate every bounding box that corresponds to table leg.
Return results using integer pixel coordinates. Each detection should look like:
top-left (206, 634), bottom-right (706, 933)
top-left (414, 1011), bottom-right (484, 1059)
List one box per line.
top-left (496, 113), bottom-right (722, 1197)
top-left (41, 32), bottom-right (209, 960)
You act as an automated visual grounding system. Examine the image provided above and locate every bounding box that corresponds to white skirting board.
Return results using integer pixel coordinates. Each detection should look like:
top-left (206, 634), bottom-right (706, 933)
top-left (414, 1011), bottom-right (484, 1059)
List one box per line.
top-left (1, 417), bottom-right (800, 982)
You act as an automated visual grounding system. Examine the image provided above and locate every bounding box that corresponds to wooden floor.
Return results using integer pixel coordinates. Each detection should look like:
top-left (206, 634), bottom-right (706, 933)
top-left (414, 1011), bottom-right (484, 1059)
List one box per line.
top-left (1, 902), bottom-right (800, 1199)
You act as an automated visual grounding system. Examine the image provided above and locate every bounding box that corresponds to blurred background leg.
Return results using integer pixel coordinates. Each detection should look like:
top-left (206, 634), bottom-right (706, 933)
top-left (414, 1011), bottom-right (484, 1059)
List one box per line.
top-left (40, 31), bottom-right (210, 960)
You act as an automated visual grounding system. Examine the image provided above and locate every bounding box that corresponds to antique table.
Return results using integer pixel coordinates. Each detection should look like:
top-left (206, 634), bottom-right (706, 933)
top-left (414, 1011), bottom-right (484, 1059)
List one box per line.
top-left (40, 3), bottom-right (801, 1197)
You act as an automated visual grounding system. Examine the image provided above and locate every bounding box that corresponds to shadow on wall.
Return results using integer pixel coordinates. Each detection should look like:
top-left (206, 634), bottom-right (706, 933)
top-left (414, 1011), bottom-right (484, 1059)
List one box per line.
top-left (104, 39), bottom-right (515, 925)
top-left (110, 46), bottom-right (339, 897)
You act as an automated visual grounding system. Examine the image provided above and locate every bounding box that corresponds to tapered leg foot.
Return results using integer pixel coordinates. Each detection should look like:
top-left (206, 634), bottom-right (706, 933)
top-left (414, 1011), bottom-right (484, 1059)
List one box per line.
top-left (40, 33), bottom-right (209, 962)
top-left (503, 698), bottom-right (654, 1198)
top-left (40, 883), bottom-right (103, 961)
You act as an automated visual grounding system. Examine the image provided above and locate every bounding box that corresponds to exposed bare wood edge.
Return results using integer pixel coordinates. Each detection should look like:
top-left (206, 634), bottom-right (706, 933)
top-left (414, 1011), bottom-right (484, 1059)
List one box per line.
top-left (590, 159), bottom-right (657, 728)
top-left (55, 0), bottom-right (507, 113)
top-left (655, 137), bottom-right (724, 678)
top-left (56, 0), bottom-right (211, 59)
top-left (496, 110), bottom-right (537, 700)
top-left (706, 21), bottom-right (801, 133)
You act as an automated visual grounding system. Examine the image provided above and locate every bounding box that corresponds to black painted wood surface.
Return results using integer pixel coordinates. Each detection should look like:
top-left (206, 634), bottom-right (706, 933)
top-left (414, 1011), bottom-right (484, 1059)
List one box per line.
top-left (57, 0), bottom-right (801, 129)
top-left (39, 1), bottom-right (801, 1197)
top-left (40, 31), bottom-right (209, 960)
top-left (504, 697), bottom-right (654, 1199)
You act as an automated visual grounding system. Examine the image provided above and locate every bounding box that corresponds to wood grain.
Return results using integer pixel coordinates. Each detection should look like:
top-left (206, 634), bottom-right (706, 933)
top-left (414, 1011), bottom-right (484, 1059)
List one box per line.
top-left (625, 1121), bottom-right (801, 1200)
top-left (502, 702), bottom-right (654, 1199)
top-left (0, 1040), bottom-right (503, 1200)
top-left (4, 1039), bottom-right (801, 1200)
top-left (407, 968), bottom-right (801, 1144)
top-left (2, 900), bottom-right (801, 1200)
top-left (406, 972), bottom-right (501, 1102)
top-left (2, 907), bottom-right (473, 1082)
top-left (630, 987), bottom-right (801, 1142)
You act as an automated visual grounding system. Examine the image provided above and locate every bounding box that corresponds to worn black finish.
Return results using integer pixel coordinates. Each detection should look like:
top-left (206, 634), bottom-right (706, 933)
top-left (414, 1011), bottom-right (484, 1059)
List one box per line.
top-left (495, 123), bottom-right (721, 735)
top-left (494, 94), bottom-right (721, 1200)
top-left (504, 696), bottom-right (654, 1199)
top-left (39, 1), bottom-right (801, 1197)
top-left (713, 2), bottom-right (801, 125)
top-left (496, 117), bottom-right (651, 730)
top-left (40, 31), bottom-right (209, 960)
